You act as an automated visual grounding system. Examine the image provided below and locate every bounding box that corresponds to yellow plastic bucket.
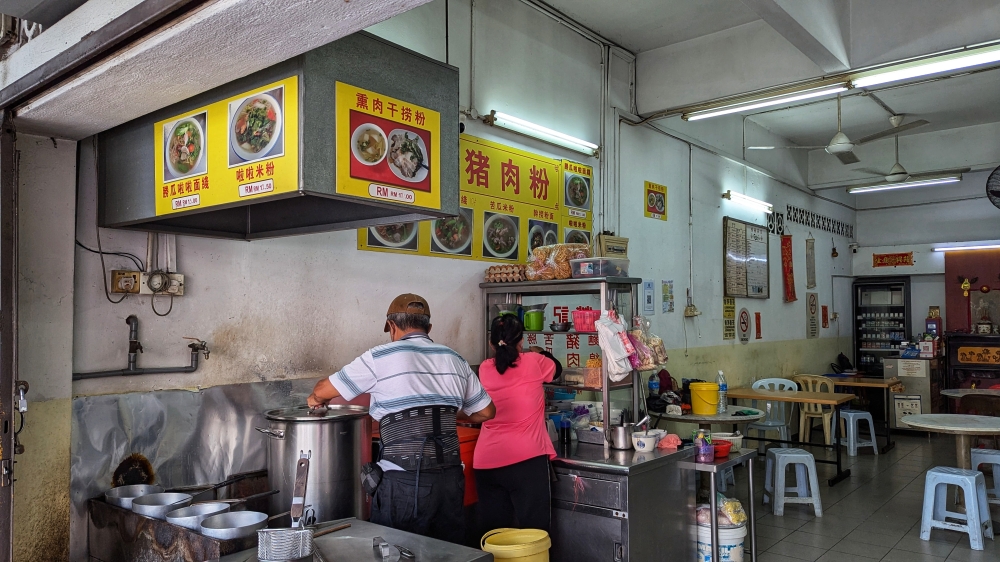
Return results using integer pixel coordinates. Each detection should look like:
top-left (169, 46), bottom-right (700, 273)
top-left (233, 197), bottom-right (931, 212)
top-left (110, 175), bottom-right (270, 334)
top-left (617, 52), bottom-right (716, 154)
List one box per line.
top-left (481, 528), bottom-right (551, 561)
top-left (690, 382), bottom-right (720, 415)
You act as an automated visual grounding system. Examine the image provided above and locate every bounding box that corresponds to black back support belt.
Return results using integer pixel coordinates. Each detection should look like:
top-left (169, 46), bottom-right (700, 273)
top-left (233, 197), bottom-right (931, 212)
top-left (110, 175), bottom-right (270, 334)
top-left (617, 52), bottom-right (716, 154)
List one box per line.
top-left (379, 405), bottom-right (461, 471)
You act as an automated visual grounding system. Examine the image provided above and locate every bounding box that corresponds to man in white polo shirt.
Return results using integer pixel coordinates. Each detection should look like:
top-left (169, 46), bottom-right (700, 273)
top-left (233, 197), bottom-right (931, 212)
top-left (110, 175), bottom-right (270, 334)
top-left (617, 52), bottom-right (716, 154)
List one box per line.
top-left (307, 293), bottom-right (495, 543)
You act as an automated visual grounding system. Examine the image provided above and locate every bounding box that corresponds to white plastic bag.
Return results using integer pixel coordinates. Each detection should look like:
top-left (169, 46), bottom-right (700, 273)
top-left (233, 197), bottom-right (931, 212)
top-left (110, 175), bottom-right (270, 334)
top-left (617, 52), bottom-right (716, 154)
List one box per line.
top-left (595, 311), bottom-right (634, 381)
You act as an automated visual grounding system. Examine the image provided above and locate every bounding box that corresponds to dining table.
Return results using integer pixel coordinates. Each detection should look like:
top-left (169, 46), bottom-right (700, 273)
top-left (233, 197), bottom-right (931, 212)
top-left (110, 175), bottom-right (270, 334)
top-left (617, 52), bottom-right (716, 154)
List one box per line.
top-left (941, 388), bottom-right (1000, 400)
top-left (650, 405), bottom-right (765, 431)
top-left (899, 413), bottom-right (1000, 470)
top-left (726, 388), bottom-right (856, 486)
top-left (827, 375), bottom-right (897, 453)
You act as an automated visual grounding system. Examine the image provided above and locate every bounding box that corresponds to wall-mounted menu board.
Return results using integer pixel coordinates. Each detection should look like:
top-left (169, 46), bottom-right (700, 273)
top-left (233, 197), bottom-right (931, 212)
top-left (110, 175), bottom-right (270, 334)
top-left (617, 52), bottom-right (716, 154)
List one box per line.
top-left (356, 134), bottom-right (594, 262)
top-left (723, 216), bottom-right (770, 299)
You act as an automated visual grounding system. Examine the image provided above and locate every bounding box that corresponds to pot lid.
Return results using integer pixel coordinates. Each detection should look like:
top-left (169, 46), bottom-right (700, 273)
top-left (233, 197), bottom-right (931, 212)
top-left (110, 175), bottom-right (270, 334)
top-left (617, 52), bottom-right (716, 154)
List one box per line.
top-left (265, 405), bottom-right (368, 422)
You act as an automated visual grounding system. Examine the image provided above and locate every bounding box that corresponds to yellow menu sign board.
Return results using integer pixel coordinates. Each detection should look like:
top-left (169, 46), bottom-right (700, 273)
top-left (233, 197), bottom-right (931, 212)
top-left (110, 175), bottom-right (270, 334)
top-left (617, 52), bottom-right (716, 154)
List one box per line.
top-left (154, 76), bottom-right (299, 216)
top-left (358, 136), bottom-right (595, 262)
top-left (644, 181), bottom-right (667, 221)
top-left (335, 82), bottom-right (442, 210)
top-left (460, 135), bottom-right (560, 210)
top-left (562, 160), bottom-right (592, 219)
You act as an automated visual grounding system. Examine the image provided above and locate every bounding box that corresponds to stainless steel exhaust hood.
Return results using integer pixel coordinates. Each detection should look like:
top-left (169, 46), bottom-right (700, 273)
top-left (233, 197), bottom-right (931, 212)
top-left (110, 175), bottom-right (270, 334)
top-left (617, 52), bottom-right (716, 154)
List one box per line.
top-left (98, 32), bottom-right (459, 240)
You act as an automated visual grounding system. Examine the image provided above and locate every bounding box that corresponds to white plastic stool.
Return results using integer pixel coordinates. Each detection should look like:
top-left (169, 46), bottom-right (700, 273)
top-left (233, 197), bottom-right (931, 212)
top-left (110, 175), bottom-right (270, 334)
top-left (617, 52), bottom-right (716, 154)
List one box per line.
top-left (716, 466), bottom-right (736, 492)
top-left (834, 410), bottom-right (878, 456)
top-left (920, 466), bottom-right (994, 550)
top-left (763, 448), bottom-right (823, 516)
top-left (971, 448), bottom-right (1000, 505)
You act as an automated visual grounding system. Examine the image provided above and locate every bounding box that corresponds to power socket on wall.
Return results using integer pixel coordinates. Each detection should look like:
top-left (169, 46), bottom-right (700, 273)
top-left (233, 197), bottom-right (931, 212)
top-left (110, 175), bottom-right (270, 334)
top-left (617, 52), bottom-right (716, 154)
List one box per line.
top-left (109, 270), bottom-right (185, 295)
top-left (110, 270), bottom-right (140, 293)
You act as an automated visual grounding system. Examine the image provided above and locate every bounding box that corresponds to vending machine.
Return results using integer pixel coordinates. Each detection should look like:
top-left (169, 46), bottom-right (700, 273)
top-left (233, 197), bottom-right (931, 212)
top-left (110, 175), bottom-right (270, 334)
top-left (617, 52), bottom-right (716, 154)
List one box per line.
top-left (854, 277), bottom-right (911, 377)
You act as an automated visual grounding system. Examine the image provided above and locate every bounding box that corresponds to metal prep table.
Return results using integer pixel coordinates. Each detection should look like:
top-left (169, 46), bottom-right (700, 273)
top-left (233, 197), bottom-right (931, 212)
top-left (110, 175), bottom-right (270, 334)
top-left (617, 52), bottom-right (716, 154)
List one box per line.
top-left (679, 448), bottom-right (758, 562)
top-left (550, 442), bottom-right (696, 562)
top-left (216, 518), bottom-right (493, 562)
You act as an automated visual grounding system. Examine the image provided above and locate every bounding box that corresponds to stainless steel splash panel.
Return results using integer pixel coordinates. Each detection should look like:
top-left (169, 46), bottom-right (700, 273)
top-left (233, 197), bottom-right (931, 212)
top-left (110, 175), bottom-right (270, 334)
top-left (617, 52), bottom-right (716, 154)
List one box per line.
top-left (70, 379), bottom-right (316, 561)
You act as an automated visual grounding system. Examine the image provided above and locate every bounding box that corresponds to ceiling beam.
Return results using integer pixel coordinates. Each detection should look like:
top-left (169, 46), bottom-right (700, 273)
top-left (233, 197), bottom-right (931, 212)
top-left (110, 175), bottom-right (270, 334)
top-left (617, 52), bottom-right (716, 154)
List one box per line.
top-left (741, 0), bottom-right (850, 73)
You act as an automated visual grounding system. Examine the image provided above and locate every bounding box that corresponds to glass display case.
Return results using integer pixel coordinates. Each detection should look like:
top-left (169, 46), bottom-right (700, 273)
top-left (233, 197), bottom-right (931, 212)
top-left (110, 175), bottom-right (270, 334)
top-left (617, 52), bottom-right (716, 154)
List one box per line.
top-left (854, 276), bottom-right (911, 376)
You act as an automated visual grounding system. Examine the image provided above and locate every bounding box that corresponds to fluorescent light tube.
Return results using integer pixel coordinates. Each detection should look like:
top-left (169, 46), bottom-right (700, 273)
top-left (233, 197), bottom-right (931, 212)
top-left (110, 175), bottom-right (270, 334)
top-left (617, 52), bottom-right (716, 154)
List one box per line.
top-left (486, 111), bottom-right (599, 156)
top-left (933, 244), bottom-right (1000, 252)
top-left (847, 175), bottom-right (961, 194)
top-left (853, 44), bottom-right (1000, 88)
top-left (722, 190), bottom-right (773, 214)
top-left (684, 85), bottom-right (848, 121)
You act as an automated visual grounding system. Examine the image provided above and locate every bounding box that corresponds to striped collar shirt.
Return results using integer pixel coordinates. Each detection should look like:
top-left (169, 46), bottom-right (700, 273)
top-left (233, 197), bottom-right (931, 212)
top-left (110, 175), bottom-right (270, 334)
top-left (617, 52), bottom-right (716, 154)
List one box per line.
top-left (328, 333), bottom-right (491, 422)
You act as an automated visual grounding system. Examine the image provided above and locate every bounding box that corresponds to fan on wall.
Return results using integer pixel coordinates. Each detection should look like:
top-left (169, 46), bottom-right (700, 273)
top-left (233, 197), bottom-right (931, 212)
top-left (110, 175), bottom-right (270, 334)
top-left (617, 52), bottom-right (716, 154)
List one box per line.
top-left (856, 135), bottom-right (970, 184)
top-left (746, 94), bottom-right (929, 165)
top-left (987, 164), bottom-right (1000, 209)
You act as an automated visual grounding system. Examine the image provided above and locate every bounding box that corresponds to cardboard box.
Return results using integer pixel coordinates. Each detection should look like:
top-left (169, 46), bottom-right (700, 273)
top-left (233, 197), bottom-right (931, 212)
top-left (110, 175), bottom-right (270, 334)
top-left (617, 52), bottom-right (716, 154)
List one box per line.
top-left (594, 234), bottom-right (628, 258)
top-left (918, 341), bottom-right (937, 358)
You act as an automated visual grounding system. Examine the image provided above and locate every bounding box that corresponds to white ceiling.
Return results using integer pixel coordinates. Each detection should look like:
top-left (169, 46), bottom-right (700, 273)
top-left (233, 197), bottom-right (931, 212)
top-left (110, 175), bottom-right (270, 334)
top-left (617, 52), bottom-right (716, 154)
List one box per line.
top-left (747, 68), bottom-right (1000, 148)
top-left (542, 0), bottom-right (760, 53)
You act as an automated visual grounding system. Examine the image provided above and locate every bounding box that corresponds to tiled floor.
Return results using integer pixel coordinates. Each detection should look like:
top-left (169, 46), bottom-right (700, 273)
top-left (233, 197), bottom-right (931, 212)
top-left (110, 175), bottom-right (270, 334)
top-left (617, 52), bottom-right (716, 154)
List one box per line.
top-left (728, 432), bottom-right (1000, 562)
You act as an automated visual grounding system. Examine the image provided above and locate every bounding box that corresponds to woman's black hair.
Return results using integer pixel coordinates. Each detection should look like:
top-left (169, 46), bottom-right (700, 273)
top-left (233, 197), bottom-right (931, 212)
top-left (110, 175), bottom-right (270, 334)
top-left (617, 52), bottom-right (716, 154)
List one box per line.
top-left (490, 314), bottom-right (524, 374)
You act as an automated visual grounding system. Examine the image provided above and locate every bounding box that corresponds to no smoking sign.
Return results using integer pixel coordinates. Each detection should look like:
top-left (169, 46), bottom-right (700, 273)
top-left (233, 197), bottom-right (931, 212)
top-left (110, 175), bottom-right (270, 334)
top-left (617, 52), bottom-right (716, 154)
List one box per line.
top-left (738, 308), bottom-right (751, 344)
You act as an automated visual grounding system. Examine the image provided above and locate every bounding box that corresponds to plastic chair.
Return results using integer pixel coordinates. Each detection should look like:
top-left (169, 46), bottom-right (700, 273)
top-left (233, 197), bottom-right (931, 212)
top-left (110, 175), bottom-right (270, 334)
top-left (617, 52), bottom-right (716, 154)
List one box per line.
top-left (793, 375), bottom-right (834, 445)
top-left (920, 466), bottom-right (994, 550)
top-left (763, 448), bottom-right (823, 516)
top-left (748, 378), bottom-right (798, 454)
top-left (832, 410), bottom-right (878, 456)
top-left (971, 448), bottom-right (1000, 505)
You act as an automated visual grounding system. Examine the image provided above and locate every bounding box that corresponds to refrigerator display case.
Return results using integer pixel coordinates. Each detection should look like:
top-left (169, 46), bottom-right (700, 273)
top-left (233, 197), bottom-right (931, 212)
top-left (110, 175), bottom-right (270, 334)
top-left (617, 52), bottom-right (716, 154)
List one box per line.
top-left (854, 277), bottom-right (911, 376)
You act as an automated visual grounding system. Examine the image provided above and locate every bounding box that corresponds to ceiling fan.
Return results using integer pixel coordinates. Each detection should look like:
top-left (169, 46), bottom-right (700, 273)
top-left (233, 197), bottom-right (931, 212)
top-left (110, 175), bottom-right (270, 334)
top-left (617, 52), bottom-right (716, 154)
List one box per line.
top-left (746, 94), bottom-right (930, 165)
top-left (855, 135), bottom-right (967, 183)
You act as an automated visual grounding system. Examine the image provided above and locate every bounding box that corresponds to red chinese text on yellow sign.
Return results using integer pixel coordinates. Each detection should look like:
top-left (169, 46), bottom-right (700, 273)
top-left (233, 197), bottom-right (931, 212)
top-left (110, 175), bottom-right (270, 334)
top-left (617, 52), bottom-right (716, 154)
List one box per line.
top-left (335, 82), bottom-right (442, 211)
top-left (154, 76), bottom-right (300, 216)
top-left (460, 134), bottom-right (560, 210)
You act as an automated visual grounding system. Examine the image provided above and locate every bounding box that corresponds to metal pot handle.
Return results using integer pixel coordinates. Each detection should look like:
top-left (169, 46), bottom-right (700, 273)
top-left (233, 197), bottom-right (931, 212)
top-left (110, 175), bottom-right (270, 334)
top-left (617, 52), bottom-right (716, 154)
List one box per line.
top-left (254, 427), bottom-right (285, 439)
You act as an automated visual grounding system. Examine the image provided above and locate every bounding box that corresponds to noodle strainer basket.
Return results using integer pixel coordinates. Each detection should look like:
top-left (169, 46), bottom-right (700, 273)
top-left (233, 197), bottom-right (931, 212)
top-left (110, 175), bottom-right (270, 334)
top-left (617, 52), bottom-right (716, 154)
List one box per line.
top-left (257, 528), bottom-right (313, 562)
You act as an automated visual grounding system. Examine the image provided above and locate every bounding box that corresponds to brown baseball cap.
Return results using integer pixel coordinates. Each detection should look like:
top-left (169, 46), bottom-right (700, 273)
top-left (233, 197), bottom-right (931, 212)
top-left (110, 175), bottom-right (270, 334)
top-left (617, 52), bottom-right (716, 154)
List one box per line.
top-left (384, 293), bottom-right (431, 332)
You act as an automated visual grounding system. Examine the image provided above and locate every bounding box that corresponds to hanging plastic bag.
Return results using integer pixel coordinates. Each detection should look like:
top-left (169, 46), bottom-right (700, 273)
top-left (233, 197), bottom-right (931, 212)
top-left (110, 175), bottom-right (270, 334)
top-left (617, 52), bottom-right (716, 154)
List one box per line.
top-left (595, 311), bottom-right (634, 381)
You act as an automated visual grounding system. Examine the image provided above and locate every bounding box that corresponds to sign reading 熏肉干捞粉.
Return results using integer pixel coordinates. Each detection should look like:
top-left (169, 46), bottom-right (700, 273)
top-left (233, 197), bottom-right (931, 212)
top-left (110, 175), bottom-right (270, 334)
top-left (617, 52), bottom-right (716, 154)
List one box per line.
top-left (154, 76), bottom-right (299, 216)
top-left (335, 82), bottom-right (442, 211)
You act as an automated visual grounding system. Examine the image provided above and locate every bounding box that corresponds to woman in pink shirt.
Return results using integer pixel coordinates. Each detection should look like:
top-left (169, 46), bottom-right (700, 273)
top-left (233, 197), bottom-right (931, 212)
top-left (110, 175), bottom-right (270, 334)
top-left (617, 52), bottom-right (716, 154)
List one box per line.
top-left (474, 314), bottom-right (561, 533)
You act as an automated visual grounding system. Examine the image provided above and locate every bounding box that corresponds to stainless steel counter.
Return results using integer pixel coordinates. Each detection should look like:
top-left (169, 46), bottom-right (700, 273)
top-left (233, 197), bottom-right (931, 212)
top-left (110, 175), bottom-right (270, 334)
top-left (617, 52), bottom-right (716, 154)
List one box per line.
top-left (551, 441), bottom-right (694, 476)
top-left (216, 518), bottom-right (492, 562)
top-left (549, 442), bottom-right (696, 562)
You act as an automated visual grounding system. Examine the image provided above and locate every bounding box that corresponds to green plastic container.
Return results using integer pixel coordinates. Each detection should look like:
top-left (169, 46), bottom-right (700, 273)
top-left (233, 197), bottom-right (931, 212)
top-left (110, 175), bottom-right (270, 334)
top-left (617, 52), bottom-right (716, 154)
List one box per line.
top-left (524, 310), bottom-right (544, 331)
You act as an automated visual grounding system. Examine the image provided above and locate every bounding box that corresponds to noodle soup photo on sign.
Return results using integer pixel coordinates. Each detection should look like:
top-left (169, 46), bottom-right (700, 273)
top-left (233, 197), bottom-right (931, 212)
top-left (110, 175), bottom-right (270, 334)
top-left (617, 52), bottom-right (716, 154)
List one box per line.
top-left (367, 222), bottom-right (418, 251)
top-left (430, 208), bottom-right (473, 256)
top-left (229, 86), bottom-right (284, 166)
top-left (483, 212), bottom-right (519, 260)
top-left (163, 112), bottom-right (207, 181)
top-left (527, 220), bottom-right (557, 252)
top-left (564, 228), bottom-right (590, 245)
top-left (564, 173), bottom-right (591, 210)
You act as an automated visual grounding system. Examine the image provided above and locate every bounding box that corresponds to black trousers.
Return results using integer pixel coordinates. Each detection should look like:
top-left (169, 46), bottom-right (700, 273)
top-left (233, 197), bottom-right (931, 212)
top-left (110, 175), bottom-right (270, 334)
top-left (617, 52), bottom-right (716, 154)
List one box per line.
top-left (475, 455), bottom-right (551, 533)
top-left (370, 466), bottom-right (465, 544)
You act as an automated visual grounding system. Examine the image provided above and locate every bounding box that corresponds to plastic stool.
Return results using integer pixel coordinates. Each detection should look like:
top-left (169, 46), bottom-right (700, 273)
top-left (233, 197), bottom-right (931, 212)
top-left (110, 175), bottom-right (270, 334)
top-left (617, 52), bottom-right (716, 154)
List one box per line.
top-left (834, 410), bottom-right (878, 456)
top-left (716, 466), bottom-right (736, 492)
top-left (920, 466), bottom-right (994, 550)
top-left (971, 448), bottom-right (1000, 505)
top-left (763, 448), bottom-right (823, 516)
